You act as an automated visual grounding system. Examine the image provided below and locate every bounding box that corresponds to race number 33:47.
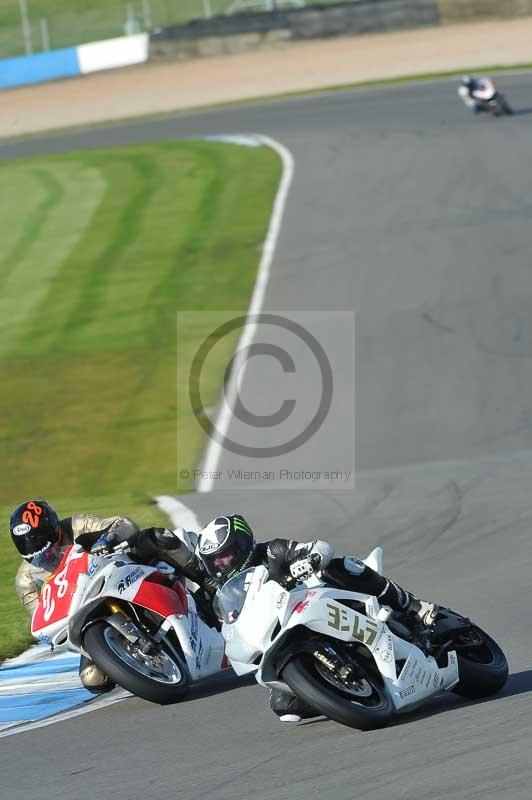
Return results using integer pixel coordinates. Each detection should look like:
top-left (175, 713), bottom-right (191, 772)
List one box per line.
top-left (326, 602), bottom-right (378, 646)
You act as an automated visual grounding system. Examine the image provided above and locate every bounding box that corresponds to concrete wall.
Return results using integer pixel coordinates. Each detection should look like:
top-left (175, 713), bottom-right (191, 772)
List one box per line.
top-left (437, 0), bottom-right (532, 22)
top-left (150, 0), bottom-right (440, 61)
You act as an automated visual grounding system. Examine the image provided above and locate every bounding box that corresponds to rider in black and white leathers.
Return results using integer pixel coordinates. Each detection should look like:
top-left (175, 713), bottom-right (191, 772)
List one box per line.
top-left (458, 75), bottom-right (496, 112)
top-left (197, 514), bottom-right (438, 722)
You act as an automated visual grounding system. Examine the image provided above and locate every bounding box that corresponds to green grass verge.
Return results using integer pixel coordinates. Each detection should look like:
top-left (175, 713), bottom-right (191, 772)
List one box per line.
top-left (0, 139), bottom-right (280, 659)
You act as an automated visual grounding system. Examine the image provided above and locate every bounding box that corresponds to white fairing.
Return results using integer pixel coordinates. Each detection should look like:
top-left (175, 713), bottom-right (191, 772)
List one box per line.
top-left (472, 78), bottom-right (495, 100)
top-left (362, 545), bottom-right (382, 573)
top-left (458, 79), bottom-right (496, 107)
top-left (31, 545), bottom-right (226, 682)
top-left (221, 548), bottom-right (460, 715)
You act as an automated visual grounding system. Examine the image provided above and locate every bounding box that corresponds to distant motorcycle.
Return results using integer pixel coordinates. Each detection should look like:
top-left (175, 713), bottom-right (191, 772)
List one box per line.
top-left (31, 541), bottom-right (229, 704)
top-left (458, 76), bottom-right (513, 117)
top-left (219, 547), bottom-right (508, 730)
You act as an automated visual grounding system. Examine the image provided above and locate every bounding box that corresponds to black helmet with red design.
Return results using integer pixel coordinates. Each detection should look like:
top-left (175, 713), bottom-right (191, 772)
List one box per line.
top-left (9, 500), bottom-right (61, 563)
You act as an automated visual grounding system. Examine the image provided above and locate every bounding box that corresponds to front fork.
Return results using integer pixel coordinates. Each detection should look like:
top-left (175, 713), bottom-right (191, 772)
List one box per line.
top-left (105, 600), bottom-right (154, 654)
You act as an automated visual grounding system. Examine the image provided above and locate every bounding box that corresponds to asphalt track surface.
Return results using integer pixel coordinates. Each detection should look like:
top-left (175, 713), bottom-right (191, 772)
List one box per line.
top-left (3, 75), bottom-right (532, 799)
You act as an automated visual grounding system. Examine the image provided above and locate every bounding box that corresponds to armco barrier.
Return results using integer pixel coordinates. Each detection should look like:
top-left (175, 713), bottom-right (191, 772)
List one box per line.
top-left (0, 34), bottom-right (149, 91)
top-left (0, 47), bottom-right (80, 90)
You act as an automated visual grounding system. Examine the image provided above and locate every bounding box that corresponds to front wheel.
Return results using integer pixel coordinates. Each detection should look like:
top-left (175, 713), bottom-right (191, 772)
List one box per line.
top-left (282, 651), bottom-right (393, 730)
top-left (452, 625), bottom-right (508, 699)
top-left (83, 621), bottom-right (189, 704)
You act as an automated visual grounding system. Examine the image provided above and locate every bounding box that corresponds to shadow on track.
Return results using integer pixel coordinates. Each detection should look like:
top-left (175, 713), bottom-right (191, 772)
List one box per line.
top-left (390, 668), bottom-right (532, 727)
top-left (297, 670), bottom-right (532, 731)
top-left (181, 670), bottom-right (256, 704)
top-left (511, 107), bottom-right (532, 116)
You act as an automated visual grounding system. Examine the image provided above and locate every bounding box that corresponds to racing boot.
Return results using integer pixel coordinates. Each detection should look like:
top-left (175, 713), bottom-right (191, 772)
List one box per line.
top-left (269, 688), bottom-right (318, 723)
top-left (377, 579), bottom-right (439, 626)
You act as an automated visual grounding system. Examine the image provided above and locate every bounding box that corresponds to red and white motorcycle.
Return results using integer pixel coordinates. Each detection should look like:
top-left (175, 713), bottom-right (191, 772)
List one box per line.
top-left (31, 541), bottom-right (229, 704)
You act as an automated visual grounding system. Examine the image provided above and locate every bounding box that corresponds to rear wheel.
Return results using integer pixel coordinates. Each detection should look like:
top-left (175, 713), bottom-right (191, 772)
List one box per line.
top-left (83, 621), bottom-right (189, 704)
top-left (495, 93), bottom-right (513, 115)
top-left (452, 625), bottom-right (508, 699)
top-left (282, 648), bottom-right (393, 730)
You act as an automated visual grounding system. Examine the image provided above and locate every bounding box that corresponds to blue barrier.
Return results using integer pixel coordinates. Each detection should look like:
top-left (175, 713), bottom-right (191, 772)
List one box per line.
top-left (0, 47), bottom-right (80, 90)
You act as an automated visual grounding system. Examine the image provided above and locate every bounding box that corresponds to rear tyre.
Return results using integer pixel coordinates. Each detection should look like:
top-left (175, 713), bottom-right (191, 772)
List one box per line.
top-left (498, 94), bottom-right (514, 116)
top-left (452, 626), bottom-right (508, 699)
top-left (83, 621), bottom-right (189, 705)
top-left (282, 652), bottom-right (393, 730)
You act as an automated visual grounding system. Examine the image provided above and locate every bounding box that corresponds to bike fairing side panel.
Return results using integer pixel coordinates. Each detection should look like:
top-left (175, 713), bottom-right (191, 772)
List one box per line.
top-left (223, 574), bottom-right (460, 712)
top-left (161, 604), bottom-right (227, 681)
top-left (31, 547), bottom-right (90, 636)
top-left (276, 587), bottom-right (460, 710)
top-left (32, 553), bottom-right (162, 642)
top-left (30, 543), bottom-right (228, 690)
top-left (132, 577), bottom-right (188, 618)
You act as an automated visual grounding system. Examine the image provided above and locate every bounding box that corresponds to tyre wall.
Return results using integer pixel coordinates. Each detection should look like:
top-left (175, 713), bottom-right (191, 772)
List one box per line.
top-left (150, 1), bottom-right (440, 61)
top-left (437, 0), bottom-right (532, 22)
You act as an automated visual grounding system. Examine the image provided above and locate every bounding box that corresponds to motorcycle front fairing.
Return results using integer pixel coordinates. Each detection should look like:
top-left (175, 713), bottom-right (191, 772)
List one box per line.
top-left (258, 585), bottom-right (460, 711)
top-left (221, 566), bottom-right (460, 712)
top-left (160, 596), bottom-right (227, 681)
top-left (68, 558), bottom-right (225, 679)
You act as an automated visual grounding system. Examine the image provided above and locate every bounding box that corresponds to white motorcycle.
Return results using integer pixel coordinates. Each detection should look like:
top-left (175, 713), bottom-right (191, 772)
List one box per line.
top-left (458, 78), bottom-right (513, 117)
top-left (219, 547), bottom-right (508, 730)
top-left (31, 540), bottom-right (229, 704)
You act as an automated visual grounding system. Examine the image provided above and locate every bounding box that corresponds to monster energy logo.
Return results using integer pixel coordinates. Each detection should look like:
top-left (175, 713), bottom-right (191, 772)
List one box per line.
top-left (233, 516), bottom-right (251, 534)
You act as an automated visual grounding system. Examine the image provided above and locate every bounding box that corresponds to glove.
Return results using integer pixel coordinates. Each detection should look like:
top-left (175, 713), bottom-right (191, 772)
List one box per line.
top-left (290, 554), bottom-right (321, 581)
top-left (90, 532), bottom-right (117, 557)
top-left (139, 527), bottom-right (181, 551)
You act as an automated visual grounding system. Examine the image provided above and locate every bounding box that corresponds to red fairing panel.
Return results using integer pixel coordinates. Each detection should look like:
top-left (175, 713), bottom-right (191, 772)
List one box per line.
top-left (132, 575), bottom-right (188, 617)
top-left (32, 547), bottom-right (89, 634)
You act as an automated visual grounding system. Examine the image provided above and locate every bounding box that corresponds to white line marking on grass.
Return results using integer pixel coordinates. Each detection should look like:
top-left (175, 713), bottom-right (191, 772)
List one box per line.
top-left (196, 134), bottom-right (295, 493)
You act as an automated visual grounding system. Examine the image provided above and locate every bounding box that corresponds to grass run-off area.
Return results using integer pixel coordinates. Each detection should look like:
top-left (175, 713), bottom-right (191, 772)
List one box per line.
top-left (0, 139), bottom-right (280, 659)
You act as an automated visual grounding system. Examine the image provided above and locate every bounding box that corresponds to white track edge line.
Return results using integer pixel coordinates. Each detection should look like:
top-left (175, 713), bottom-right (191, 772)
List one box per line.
top-left (1, 135), bottom-right (293, 735)
top-left (196, 134), bottom-right (295, 493)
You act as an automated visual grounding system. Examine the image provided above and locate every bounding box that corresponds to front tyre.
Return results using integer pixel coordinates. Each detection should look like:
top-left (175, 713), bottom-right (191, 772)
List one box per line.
top-left (83, 621), bottom-right (189, 704)
top-left (452, 626), bottom-right (508, 699)
top-left (282, 653), bottom-right (393, 730)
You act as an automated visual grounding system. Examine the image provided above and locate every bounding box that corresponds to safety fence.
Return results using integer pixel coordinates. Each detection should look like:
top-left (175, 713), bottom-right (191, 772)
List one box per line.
top-left (2, 0), bottom-right (341, 60)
